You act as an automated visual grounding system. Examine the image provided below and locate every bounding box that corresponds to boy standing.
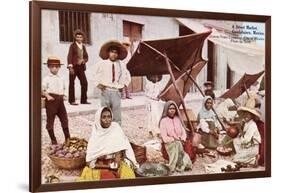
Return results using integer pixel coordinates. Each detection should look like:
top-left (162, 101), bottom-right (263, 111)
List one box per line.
top-left (67, 29), bottom-right (90, 105)
top-left (93, 40), bottom-right (130, 125)
top-left (42, 57), bottom-right (70, 145)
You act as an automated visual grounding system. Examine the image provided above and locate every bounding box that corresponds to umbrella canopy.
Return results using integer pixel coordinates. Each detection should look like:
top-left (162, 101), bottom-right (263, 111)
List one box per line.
top-left (219, 70), bottom-right (265, 99)
top-left (159, 60), bottom-right (207, 106)
top-left (127, 31), bottom-right (211, 76)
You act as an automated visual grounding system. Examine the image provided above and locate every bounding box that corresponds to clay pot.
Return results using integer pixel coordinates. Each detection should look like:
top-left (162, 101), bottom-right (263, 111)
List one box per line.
top-left (226, 127), bottom-right (239, 138)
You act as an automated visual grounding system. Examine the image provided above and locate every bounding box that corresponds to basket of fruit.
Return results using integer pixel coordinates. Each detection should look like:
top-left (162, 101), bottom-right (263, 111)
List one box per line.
top-left (48, 137), bottom-right (88, 170)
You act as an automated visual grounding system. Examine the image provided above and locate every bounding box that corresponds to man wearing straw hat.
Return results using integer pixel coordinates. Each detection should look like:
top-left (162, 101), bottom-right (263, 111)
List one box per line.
top-left (42, 57), bottom-right (71, 145)
top-left (232, 99), bottom-right (261, 166)
top-left (93, 40), bottom-right (131, 125)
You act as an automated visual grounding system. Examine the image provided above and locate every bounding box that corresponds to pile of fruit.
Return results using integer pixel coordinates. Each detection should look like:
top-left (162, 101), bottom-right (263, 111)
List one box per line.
top-left (48, 137), bottom-right (88, 159)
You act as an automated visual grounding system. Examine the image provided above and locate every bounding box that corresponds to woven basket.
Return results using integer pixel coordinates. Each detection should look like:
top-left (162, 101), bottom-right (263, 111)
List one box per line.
top-left (130, 143), bottom-right (147, 164)
top-left (48, 154), bottom-right (86, 170)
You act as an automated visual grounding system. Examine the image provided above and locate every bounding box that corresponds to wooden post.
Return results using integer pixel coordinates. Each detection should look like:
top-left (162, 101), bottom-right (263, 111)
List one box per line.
top-left (183, 71), bottom-right (226, 131)
top-left (164, 53), bottom-right (195, 134)
top-left (243, 80), bottom-right (250, 99)
top-left (141, 42), bottom-right (195, 133)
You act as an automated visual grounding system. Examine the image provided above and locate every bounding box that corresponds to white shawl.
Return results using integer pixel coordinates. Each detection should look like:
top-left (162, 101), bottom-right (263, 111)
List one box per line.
top-left (86, 107), bottom-right (138, 167)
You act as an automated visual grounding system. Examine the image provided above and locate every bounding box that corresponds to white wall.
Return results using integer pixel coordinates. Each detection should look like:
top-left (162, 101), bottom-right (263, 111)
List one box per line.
top-left (42, 10), bottom-right (179, 99)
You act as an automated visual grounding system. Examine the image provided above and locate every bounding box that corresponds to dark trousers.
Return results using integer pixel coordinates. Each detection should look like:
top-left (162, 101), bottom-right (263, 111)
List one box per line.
top-left (45, 94), bottom-right (70, 143)
top-left (46, 94), bottom-right (68, 130)
top-left (68, 65), bottom-right (88, 103)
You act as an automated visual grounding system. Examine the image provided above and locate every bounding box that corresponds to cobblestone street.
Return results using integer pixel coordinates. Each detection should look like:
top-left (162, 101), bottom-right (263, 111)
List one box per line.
top-left (41, 103), bottom-right (265, 183)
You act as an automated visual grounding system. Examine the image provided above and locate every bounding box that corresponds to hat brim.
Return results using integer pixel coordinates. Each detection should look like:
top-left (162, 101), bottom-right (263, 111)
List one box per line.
top-left (99, 41), bottom-right (128, 60)
top-left (204, 82), bottom-right (214, 87)
top-left (43, 63), bottom-right (64, 65)
top-left (258, 90), bottom-right (265, 96)
top-left (237, 106), bottom-right (260, 119)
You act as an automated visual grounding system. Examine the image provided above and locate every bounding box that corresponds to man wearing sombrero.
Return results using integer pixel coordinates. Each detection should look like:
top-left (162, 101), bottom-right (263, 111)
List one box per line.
top-left (93, 40), bottom-right (131, 125)
top-left (42, 57), bottom-right (70, 144)
top-left (232, 99), bottom-right (261, 166)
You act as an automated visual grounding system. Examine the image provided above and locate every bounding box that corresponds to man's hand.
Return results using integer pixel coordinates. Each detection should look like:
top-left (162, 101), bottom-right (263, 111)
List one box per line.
top-left (69, 67), bottom-right (75, 75)
top-left (46, 95), bottom-right (55, 101)
top-left (97, 84), bottom-right (106, 91)
top-left (81, 59), bottom-right (86, 65)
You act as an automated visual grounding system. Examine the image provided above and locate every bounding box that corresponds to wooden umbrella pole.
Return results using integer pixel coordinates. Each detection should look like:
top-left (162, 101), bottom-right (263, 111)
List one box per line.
top-left (243, 80), bottom-right (250, 99)
top-left (141, 42), bottom-right (194, 133)
top-left (164, 53), bottom-right (195, 134)
top-left (184, 71), bottom-right (226, 131)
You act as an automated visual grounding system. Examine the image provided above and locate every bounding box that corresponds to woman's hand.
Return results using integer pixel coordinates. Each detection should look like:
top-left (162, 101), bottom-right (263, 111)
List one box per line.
top-left (114, 152), bottom-right (123, 165)
top-left (109, 162), bottom-right (119, 170)
top-left (210, 130), bottom-right (219, 139)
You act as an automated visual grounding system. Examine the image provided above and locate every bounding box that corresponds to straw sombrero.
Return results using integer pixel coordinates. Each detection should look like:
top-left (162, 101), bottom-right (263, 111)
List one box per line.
top-left (237, 97), bottom-right (261, 119)
top-left (43, 57), bottom-right (64, 65)
top-left (99, 40), bottom-right (128, 60)
top-left (122, 37), bottom-right (131, 46)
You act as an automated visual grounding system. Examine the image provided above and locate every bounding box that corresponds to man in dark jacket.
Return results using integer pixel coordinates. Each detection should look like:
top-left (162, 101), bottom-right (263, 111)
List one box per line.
top-left (67, 29), bottom-right (90, 105)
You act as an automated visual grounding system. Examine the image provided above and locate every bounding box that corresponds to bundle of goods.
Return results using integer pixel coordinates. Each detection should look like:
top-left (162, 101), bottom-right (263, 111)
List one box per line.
top-left (216, 146), bottom-right (233, 156)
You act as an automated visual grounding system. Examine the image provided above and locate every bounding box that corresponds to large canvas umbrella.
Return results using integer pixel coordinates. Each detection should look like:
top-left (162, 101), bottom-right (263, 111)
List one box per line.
top-left (127, 31), bottom-right (211, 132)
top-left (127, 31), bottom-right (211, 76)
top-left (220, 71), bottom-right (265, 99)
top-left (159, 60), bottom-right (207, 106)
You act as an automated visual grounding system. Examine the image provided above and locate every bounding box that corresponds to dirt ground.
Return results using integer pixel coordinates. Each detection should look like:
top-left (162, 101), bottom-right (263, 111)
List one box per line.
top-left (41, 107), bottom-right (265, 183)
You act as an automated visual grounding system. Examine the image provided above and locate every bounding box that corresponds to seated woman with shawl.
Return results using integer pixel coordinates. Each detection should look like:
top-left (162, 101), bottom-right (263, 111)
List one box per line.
top-left (197, 96), bottom-right (220, 149)
top-left (78, 107), bottom-right (138, 181)
top-left (159, 100), bottom-right (192, 173)
top-left (233, 105), bottom-right (261, 166)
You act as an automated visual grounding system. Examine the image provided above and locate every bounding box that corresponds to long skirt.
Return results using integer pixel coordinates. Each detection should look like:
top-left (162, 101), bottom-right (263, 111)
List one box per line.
top-left (201, 121), bottom-right (219, 149)
top-left (233, 138), bottom-right (259, 165)
top-left (77, 161), bottom-right (135, 181)
top-left (164, 140), bottom-right (192, 172)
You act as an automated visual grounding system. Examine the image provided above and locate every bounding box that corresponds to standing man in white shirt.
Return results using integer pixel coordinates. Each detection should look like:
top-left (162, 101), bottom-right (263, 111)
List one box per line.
top-left (42, 57), bottom-right (70, 145)
top-left (145, 75), bottom-right (165, 138)
top-left (93, 40), bottom-right (131, 125)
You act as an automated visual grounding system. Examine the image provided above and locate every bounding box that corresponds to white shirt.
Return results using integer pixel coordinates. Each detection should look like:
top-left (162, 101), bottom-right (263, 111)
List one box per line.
top-left (93, 59), bottom-right (131, 89)
top-left (240, 119), bottom-right (261, 146)
top-left (75, 41), bottom-right (83, 49)
top-left (42, 73), bottom-right (66, 95)
top-left (145, 80), bottom-right (165, 100)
